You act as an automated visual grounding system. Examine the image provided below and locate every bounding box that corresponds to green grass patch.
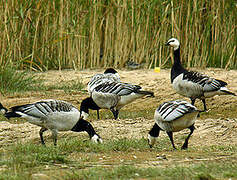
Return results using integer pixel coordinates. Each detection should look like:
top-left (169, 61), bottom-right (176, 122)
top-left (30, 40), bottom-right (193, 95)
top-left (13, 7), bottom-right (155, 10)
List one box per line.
top-left (61, 163), bottom-right (237, 180)
top-left (0, 65), bottom-right (85, 95)
top-left (0, 139), bottom-right (236, 179)
top-left (88, 108), bottom-right (155, 120)
top-left (202, 145), bottom-right (237, 154)
top-left (0, 143), bottom-right (69, 167)
top-left (0, 143), bottom-right (70, 180)
top-left (59, 137), bottom-right (150, 153)
top-left (0, 65), bottom-right (44, 95)
top-left (45, 79), bottom-right (85, 93)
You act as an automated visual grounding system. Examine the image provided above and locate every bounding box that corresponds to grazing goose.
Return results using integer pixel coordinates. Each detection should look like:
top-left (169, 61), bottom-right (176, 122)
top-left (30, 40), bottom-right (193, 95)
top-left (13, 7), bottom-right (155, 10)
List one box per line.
top-left (5, 99), bottom-right (102, 146)
top-left (81, 81), bottom-right (154, 120)
top-left (166, 38), bottom-right (236, 111)
top-left (0, 103), bottom-right (8, 114)
top-left (148, 100), bottom-right (199, 150)
top-left (87, 68), bottom-right (120, 119)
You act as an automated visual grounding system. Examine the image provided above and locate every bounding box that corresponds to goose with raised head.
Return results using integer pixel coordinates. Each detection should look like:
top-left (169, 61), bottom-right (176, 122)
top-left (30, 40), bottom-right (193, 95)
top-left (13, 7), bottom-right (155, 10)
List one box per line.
top-left (166, 38), bottom-right (236, 111)
top-left (5, 99), bottom-right (102, 146)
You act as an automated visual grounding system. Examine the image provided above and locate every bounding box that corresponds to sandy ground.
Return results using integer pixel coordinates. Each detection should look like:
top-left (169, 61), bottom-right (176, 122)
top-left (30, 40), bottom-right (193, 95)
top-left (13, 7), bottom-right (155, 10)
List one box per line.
top-left (0, 68), bottom-right (237, 149)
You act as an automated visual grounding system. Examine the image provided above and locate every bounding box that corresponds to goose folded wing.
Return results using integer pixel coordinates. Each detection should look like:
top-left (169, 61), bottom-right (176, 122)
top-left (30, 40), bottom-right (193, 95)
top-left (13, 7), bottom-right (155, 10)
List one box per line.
top-left (11, 100), bottom-right (75, 118)
top-left (11, 103), bottom-right (49, 118)
top-left (158, 101), bottom-right (197, 122)
top-left (95, 82), bottom-right (141, 96)
top-left (183, 71), bottom-right (227, 92)
top-left (203, 78), bottom-right (227, 92)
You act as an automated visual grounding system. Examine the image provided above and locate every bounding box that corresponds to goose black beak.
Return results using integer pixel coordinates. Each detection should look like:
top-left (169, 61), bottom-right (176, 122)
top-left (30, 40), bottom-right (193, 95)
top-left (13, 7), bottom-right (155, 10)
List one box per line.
top-left (165, 42), bottom-right (170, 46)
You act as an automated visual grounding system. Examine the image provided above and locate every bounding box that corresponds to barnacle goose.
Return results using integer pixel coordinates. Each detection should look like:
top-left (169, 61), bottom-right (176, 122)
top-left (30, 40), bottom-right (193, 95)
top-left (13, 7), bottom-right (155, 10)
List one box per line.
top-left (148, 100), bottom-right (199, 150)
top-left (5, 99), bottom-right (102, 146)
top-left (87, 68), bottom-right (120, 119)
top-left (166, 38), bottom-right (236, 111)
top-left (81, 81), bottom-right (154, 120)
top-left (0, 103), bottom-right (8, 114)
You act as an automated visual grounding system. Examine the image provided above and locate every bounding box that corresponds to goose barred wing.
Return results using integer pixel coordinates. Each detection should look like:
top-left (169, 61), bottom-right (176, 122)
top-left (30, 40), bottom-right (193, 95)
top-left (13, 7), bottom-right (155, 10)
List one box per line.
top-left (183, 71), bottom-right (227, 92)
top-left (157, 100), bottom-right (198, 122)
top-left (94, 81), bottom-right (141, 96)
top-left (88, 73), bottom-right (120, 94)
top-left (203, 78), bottom-right (227, 92)
top-left (11, 100), bottom-right (76, 118)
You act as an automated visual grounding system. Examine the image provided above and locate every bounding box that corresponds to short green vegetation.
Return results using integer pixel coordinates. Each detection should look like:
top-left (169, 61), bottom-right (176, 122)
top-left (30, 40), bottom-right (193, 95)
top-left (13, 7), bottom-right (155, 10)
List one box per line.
top-left (0, 138), bottom-right (236, 180)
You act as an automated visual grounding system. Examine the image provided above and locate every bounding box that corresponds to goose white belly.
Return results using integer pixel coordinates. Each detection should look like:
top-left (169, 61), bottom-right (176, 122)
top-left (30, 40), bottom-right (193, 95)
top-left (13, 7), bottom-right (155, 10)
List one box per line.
top-left (92, 92), bottom-right (119, 109)
top-left (116, 93), bottom-right (145, 109)
top-left (45, 111), bottom-right (80, 131)
top-left (172, 74), bottom-right (203, 98)
top-left (155, 111), bottom-right (198, 132)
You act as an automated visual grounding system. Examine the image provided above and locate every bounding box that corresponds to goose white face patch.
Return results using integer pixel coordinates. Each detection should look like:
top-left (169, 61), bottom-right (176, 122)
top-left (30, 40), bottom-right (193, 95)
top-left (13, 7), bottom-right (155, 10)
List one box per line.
top-left (81, 111), bottom-right (89, 120)
top-left (148, 134), bottom-right (157, 147)
top-left (167, 38), bottom-right (180, 50)
top-left (91, 134), bottom-right (103, 143)
top-left (0, 108), bottom-right (7, 114)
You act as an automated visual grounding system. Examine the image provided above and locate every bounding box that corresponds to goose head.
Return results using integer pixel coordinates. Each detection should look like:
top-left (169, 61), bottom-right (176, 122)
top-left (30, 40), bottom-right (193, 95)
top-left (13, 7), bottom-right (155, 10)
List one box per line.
top-left (104, 68), bottom-right (120, 80)
top-left (0, 103), bottom-right (8, 115)
top-left (104, 68), bottom-right (117, 74)
top-left (165, 38), bottom-right (180, 50)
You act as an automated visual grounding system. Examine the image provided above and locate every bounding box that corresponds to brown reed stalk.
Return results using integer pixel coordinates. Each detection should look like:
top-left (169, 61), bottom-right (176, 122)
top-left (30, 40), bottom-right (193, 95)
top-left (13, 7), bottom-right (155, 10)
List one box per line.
top-left (0, 0), bottom-right (236, 70)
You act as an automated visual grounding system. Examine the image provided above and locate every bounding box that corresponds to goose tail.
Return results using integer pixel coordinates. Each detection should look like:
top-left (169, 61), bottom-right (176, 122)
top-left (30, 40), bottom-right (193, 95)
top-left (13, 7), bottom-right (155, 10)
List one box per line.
top-left (220, 87), bottom-right (236, 96)
top-left (138, 90), bottom-right (154, 97)
top-left (4, 111), bottom-right (21, 119)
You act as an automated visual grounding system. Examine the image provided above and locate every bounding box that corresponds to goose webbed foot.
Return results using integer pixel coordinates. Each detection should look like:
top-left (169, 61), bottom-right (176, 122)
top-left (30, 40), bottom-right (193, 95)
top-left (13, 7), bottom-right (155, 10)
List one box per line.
top-left (181, 143), bottom-right (188, 150)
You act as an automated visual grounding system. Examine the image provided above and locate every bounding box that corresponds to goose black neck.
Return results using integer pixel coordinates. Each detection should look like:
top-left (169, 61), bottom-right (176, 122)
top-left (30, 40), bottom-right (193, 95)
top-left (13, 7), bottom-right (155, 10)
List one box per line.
top-left (149, 123), bottom-right (161, 137)
top-left (80, 97), bottom-right (100, 114)
top-left (171, 47), bottom-right (186, 83)
top-left (173, 47), bottom-right (182, 66)
top-left (71, 118), bottom-right (96, 138)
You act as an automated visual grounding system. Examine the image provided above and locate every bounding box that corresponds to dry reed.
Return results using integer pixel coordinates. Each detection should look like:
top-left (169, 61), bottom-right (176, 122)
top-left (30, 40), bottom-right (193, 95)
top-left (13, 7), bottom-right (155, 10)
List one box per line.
top-left (0, 0), bottom-right (236, 70)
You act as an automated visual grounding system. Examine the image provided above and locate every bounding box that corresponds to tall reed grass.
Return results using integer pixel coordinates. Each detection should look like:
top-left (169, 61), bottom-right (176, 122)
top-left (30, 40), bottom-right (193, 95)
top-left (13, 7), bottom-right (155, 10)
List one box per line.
top-left (0, 0), bottom-right (236, 70)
